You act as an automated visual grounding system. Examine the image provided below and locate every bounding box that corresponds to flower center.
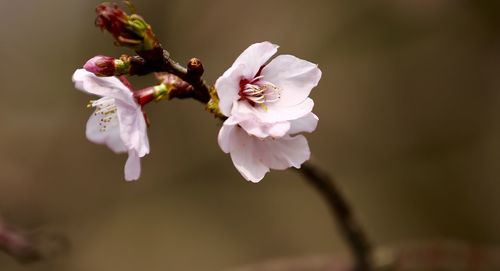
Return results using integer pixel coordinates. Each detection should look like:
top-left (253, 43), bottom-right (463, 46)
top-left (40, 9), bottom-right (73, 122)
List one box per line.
top-left (240, 76), bottom-right (281, 107)
top-left (88, 98), bottom-right (118, 132)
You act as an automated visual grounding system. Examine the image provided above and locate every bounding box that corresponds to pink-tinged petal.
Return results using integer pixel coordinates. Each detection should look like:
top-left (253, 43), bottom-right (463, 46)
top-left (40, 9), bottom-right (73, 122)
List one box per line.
top-left (288, 113), bottom-right (319, 134)
top-left (85, 106), bottom-right (128, 153)
top-left (258, 135), bottom-right (310, 170)
top-left (268, 122), bottom-right (292, 137)
top-left (218, 122), bottom-right (235, 153)
top-left (262, 55), bottom-right (321, 106)
top-left (229, 126), bottom-right (270, 182)
top-left (219, 125), bottom-right (310, 182)
top-left (72, 69), bottom-right (135, 104)
top-left (124, 150), bottom-right (141, 181)
top-left (215, 64), bottom-right (244, 116)
top-left (233, 98), bottom-right (314, 123)
top-left (224, 115), bottom-right (243, 126)
top-left (239, 118), bottom-right (291, 138)
top-left (232, 42), bottom-right (279, 80)
top-left (115, 99), bottom-right (150, 157)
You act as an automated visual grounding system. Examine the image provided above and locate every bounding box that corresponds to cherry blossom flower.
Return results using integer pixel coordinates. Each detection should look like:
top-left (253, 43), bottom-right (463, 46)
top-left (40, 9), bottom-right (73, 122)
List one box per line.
top-left (72, 69), bottom-right (149, 181)
top-left (215, 42), bottom-right (321, 182)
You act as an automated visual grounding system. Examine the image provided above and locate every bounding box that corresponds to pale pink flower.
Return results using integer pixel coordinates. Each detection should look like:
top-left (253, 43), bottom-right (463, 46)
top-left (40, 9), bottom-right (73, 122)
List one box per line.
top-left (215, 42), bottom-right (321, 182)
top-left (72, 69), bottom-right (149, 181)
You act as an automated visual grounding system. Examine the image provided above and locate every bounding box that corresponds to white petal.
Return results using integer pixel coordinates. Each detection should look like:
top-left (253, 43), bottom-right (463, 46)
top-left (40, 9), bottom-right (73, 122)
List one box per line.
top-left (262, 55), bottom-right (321, 106)
top-left (72, 69), bottom-right (135, 104)
top-left (227, 125), bottom-right (270, 182)
top-left (268, 122), bottom-right (292, 137)
top-left (233, 98), bottom-right (314, 123)
top-left (219, 125), bottom-right (310, 182)
top-left (232, 42), bottom-right (279, 80)
top-left (231, 129), bottom-right (269, 183)
top-left (215, 64), bottom-right (244, 116)
top-left (85, 107), bottom-right (127, 153)
top-left (288, 113), bottom-right (319, 134)
top-left (115, 99), bottom-right (150, 157)
top-left (218, 122), bottom-right (235, 153)
top-left (239, 118), bottom-right (291, 138)
top-left (124, 150), bottom-right (141, 181)
top-left (224, 115), bottom-right (243, 126)
top-left (259, 135), bottom-right (310, 170)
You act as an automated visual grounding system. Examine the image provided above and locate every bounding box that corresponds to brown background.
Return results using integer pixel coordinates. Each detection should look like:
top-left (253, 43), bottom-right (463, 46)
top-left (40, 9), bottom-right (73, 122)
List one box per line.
top-left (0, 0), bottom-right (499, 270)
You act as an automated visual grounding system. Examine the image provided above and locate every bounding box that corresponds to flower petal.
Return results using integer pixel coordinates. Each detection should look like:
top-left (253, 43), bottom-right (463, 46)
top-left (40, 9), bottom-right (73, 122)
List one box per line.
top-left (115, 99), bottom-right (150, 157)
top-left (218, 122), bottom-right (235, 153)
top-left (231, 128), bottom-right (269, 183)
top-left (262, 55), bottom-right (321, 106)
top-left (219, 124), bottom-right (311, 182)
top-left (85, 106), bottom-right (128, 153)
top-left (72, 69), bottom-right (135, 104)
top-left (259, 134), bottom-right (310, 170)
top-left (288, 112), bottom-right (319, 134)
top-left (239, 118), bottom-right (291, 138)
top-left (232, 41), bottom-right (279, 80)
top-left (233, 98), bottom-right (314, 123)
top-left (124, 150), bottom-right (141, 181)
top-left (224, 124), bottom-right (270, 182)
top-left (215, 64), bottom-right (244, 116)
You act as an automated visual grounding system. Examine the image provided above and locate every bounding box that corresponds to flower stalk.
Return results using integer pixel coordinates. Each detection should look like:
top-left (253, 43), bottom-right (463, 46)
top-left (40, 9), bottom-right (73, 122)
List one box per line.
top-left (298, 162), bottom-right (373, 271)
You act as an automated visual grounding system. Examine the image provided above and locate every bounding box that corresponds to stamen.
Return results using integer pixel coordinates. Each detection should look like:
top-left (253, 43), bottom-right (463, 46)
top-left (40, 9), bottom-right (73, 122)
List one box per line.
top-left (249, 75), bottom-right (264, 84)
top-left (87, 98), bottom-right (118, 132)
top-left (240, 79), bottom-right (282, 108)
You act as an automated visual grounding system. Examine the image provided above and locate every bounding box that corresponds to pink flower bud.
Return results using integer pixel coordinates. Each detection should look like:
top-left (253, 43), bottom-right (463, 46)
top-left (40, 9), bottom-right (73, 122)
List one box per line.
top-left (95, 4), bottom-right (129, 40)
top-left (133, 87), bottom-right (156, 106)
top-left (84, 55), bottom-right (115, 76)
top-left (95, 3), bottom-right (158, 51)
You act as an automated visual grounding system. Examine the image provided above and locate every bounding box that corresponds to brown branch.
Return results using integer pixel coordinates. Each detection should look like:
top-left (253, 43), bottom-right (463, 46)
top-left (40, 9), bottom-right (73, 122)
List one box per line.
top-left (0, 218), bottom-right (68, 264)
top-left (297, 162), bottom-right (373, 271)
top-left (0, 219), bottom-right (41, 263)
top-left (135, 49), bottom-right (211, 104)
top-left (104, 52), bottom-right (212, 105)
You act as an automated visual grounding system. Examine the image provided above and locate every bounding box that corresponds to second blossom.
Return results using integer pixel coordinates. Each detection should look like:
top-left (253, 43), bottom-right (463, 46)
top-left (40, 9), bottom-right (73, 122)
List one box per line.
top-left (215, 42), bottom-right (322, 182)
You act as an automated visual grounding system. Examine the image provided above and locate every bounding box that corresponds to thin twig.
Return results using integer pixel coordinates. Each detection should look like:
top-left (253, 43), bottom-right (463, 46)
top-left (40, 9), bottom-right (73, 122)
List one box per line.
top-left (123, 54), bottom-right (212, 104)
top-left (297, 162), bottom-right (373, 271)
top-left (135, 48), bottom-right (212, 104)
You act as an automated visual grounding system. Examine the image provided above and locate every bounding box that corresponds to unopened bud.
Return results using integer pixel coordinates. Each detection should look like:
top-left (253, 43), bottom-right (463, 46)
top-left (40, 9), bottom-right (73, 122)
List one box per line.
top-left (95, 3), bottom-right (158, 51)
top-left (84, 55), bottom-right (132, 76)
top-left (133, 87), bottom-right (155, 106)
top-left (84, 55), bottom-right (116, 76)
top-left (133, 84), bottom-right (170, 106)
top-left (187, 58), bottom-right (204, 78)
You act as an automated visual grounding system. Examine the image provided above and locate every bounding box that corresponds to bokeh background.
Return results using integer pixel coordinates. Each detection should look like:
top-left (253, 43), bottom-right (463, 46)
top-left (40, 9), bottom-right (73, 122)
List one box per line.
top-left (1, 0), bottom-right (500, 270)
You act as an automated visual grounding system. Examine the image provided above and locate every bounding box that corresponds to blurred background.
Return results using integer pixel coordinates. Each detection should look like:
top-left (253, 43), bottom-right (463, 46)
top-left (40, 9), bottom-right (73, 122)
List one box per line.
top-left (0, 0), bottom-right (500, 270)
